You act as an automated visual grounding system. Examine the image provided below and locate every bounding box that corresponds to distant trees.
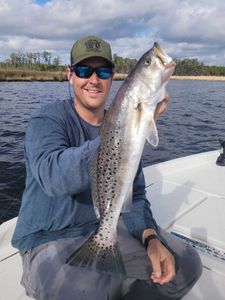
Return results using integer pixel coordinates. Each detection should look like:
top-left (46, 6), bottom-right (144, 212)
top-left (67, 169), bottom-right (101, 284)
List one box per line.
top-left (52, 56), bottom-right (61, 67)
top-left (1, 51), bottom-right (225, 76)
top-left (0, 51), bottom-right (64, 71)
top-left (174, 59), bottom-right (205, 76)
top-left (113, 54), bottom-right (137, 73)
top-left (112, 55), bottom-right (225, 76)
top-left (174, 58), bottom-right (225, 76)
top-left (0, 51), bottom-right (138, 73)
top-left (41, 51), bottom-right (51, 65)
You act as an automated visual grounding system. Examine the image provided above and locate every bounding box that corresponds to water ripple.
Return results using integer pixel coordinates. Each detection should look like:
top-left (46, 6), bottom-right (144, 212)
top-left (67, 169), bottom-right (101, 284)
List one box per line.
top-left (1, 80), bottom-right (225, 223)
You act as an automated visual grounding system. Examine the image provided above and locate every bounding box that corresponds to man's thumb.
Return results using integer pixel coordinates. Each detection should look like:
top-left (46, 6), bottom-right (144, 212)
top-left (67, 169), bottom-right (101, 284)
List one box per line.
top-left (151, 260), bottom-right (162, 278)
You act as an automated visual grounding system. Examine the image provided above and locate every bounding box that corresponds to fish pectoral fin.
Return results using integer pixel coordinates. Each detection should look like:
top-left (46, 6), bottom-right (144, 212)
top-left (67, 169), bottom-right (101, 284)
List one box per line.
top-left (134, 102), bottom-right (142, 128)
top-left (146, 118), bottom-right (159, 147)
top-left (134, 101), bottom-right (150, 128)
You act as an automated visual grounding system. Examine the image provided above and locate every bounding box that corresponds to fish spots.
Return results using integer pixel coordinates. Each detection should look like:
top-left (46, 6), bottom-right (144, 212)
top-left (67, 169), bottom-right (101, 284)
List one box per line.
top-left (90, 119), bottom-right (125, 254)
top-left (96, 126), bottom-right (123, 214)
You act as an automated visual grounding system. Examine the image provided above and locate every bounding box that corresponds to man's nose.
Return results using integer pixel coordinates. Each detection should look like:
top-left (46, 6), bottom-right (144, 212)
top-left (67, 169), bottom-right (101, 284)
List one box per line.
top-left (89, 72), bottom-right (100, 83)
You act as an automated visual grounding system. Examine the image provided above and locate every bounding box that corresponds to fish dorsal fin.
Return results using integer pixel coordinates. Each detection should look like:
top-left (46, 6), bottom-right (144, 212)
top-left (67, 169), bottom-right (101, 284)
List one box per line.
top-left (89, 150), bottom-right (101, 219)
top-left (147, 117), bottom-right (159, 147)
top-left (121, 185), bottom-right (133, 213)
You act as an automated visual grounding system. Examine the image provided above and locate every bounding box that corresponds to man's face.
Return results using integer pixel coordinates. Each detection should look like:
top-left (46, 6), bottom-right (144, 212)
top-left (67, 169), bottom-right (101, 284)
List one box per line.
top-left (69, 57), bottom-right (113, 113)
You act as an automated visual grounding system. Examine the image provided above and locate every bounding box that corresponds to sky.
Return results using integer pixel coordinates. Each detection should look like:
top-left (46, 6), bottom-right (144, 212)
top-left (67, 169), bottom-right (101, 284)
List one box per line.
top-left (0, 0), bottom-right (225, 66)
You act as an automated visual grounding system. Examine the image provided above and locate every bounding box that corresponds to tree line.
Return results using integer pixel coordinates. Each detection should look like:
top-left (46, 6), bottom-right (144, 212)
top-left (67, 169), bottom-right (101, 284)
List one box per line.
top-left (0, 51), bottom-right (137, 73)
top-left (174, 58), bottom-right (225, 76)
top-left (1, 51), bottom-right (225, 76)
top-left (0, 51), bottom-right (64, 71)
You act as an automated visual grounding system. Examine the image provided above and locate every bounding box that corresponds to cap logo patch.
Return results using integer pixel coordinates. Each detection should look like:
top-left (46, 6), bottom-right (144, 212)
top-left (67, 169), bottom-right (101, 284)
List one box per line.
top-left (85, 39), bottom-right (101, 52)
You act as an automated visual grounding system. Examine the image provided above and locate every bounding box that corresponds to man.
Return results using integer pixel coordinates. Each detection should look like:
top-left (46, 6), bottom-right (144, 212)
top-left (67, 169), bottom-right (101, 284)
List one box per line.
top-left (12, 35), bottom-right (202, 300)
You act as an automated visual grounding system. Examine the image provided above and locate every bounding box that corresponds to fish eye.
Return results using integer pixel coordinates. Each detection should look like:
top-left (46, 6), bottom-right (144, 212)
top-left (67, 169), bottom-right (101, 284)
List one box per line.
top-left (145, 58), bottom-right (151, 65)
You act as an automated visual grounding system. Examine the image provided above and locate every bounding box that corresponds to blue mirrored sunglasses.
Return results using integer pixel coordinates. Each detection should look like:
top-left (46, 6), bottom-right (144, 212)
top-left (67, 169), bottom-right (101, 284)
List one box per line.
top-left (72, 65), bottom-right (113, 79)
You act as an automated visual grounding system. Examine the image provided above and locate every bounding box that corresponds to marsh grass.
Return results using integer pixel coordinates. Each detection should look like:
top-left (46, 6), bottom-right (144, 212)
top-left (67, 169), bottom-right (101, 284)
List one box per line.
top-left (171, 75), bottom-right (225, 81)
top-left (0, 68), bottom-right (67, 81)
top-left (0, 68), bottom-right (128, 81)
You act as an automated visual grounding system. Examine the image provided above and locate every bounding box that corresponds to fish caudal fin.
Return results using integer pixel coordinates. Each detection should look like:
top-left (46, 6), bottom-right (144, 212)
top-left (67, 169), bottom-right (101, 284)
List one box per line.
top-left (66, 235), bottom-right (126, 278)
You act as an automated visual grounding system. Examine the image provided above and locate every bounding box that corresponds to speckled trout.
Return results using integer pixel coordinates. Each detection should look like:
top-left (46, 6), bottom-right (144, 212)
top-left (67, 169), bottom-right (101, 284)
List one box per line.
top-left (66, 42), bottom-right (176, 277)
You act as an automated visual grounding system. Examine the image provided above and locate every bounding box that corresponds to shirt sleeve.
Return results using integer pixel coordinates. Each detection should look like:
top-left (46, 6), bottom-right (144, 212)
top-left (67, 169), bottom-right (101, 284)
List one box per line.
top-left (122, 162), bottom-right (158, 242)
top-left (25, 115), bottom-right (100, 197)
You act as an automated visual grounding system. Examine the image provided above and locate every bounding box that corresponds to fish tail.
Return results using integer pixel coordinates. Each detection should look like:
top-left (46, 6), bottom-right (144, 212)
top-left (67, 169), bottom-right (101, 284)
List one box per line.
top-left (66, 234), bottom-right (126, 278)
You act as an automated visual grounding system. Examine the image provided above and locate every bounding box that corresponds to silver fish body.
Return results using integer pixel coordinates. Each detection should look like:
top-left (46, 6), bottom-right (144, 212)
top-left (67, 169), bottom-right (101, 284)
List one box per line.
top-left (66, 42), bottom-right (176, 277)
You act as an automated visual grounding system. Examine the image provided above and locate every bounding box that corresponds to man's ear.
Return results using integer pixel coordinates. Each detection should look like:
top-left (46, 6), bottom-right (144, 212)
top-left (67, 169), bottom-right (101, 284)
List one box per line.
top-left (111, 70), bottom-right (115, 82)
top-left (66, 67), bottom-right (73, 84)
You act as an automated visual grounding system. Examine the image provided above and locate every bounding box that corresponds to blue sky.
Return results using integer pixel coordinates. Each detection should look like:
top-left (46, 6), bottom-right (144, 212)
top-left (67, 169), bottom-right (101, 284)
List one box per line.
top-left (0, 0), bottom-right (225, 66)
top-left (34, 0), bottom-right (49, 4)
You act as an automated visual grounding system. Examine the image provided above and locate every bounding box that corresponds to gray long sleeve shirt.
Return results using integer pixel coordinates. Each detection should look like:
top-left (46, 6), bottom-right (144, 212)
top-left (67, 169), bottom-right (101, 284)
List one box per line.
top-left (12, 99), bottom-right (157, 254)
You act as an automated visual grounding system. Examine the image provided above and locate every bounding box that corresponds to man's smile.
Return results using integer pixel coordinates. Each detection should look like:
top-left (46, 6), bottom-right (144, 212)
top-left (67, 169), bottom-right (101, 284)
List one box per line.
top-left (84, 88), bottom-right (102, 93)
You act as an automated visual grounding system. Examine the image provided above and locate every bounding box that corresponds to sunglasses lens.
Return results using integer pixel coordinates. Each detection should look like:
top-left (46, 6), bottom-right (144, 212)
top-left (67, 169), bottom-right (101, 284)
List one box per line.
top-left (96, 67), bottom-right (112, 79)
top-left (73, 66), bottom-right (112, 79)
top-left (74, 66), bottom-right (92, 78)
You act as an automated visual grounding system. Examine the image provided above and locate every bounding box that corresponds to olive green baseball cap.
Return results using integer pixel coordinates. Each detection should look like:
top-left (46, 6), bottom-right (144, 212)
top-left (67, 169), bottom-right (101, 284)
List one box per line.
top-left (70, 35), bottom-right (114, 67)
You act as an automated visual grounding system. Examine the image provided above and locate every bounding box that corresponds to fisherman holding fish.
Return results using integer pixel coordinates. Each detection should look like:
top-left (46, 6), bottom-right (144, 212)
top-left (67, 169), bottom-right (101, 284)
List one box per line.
top-left (12, 35), bottom-right (202, 300)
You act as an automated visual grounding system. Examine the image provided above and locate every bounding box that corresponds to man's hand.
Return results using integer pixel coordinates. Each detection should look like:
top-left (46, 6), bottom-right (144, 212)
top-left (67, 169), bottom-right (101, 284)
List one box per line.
top-left (154, 92), bottom-right (170, 119)
top-left (147, 238), bottom-right (176, 285)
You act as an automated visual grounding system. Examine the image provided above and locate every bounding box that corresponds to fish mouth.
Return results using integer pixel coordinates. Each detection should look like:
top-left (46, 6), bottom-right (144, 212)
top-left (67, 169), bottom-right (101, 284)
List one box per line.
top-left (153, 42), bottom-right (176, 69)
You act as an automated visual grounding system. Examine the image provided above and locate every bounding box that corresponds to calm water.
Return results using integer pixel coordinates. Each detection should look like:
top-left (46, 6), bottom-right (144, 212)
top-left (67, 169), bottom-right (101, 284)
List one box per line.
top-left (0, 80), bottom-right (225, 224)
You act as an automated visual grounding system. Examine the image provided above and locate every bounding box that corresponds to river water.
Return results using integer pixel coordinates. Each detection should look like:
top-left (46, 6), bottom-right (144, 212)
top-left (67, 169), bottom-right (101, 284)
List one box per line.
top-left (0, 80), bottom-right (225, 223)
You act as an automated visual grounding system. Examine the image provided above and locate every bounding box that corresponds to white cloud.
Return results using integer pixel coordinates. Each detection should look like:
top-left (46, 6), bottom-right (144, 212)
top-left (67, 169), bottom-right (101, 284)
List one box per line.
top-left (0, 0), bottom-right (225, 65)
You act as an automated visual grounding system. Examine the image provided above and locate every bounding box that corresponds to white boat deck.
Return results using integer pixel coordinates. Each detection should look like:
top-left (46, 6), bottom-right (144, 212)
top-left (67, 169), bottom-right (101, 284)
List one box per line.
top-left (1, 150), bottom-right (225, 299)
top-left (0, 218), bottom-right (30, 299)
top-left (144, 150), bottom-right (225, 299)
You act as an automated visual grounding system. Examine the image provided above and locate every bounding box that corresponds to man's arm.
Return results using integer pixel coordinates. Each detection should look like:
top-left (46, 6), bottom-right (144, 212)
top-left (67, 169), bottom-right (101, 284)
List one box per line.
top-left (122, 163), bottom-right (158, 241)
top-left (25, 115), bottom-right (100, 197)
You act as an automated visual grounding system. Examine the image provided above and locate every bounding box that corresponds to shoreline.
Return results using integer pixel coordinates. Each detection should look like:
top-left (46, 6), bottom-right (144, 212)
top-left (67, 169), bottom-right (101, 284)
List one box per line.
top-left (171, 75), bottom-right (225, 81)
top-left (0, 69), bottom-right (127, 82)
top-left (1, 68), bottom-right (225, 82)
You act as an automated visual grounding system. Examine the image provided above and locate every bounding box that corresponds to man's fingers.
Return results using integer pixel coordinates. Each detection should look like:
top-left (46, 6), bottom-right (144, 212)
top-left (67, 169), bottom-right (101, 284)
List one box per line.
top-left (150, 256), bottom-right (162, 281)
top-left (150, 252), bottom-right (176, 284)
top-left (147, 238), bottom-right (176, 285)
top-left (163, 92), bottom-right (170, 103)
top-left (154, 92), bottom-right (170, 119)
top-left (159, 268), bottom-right (176, 285)
top-left (157, 258), bottom-right (176, 284)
